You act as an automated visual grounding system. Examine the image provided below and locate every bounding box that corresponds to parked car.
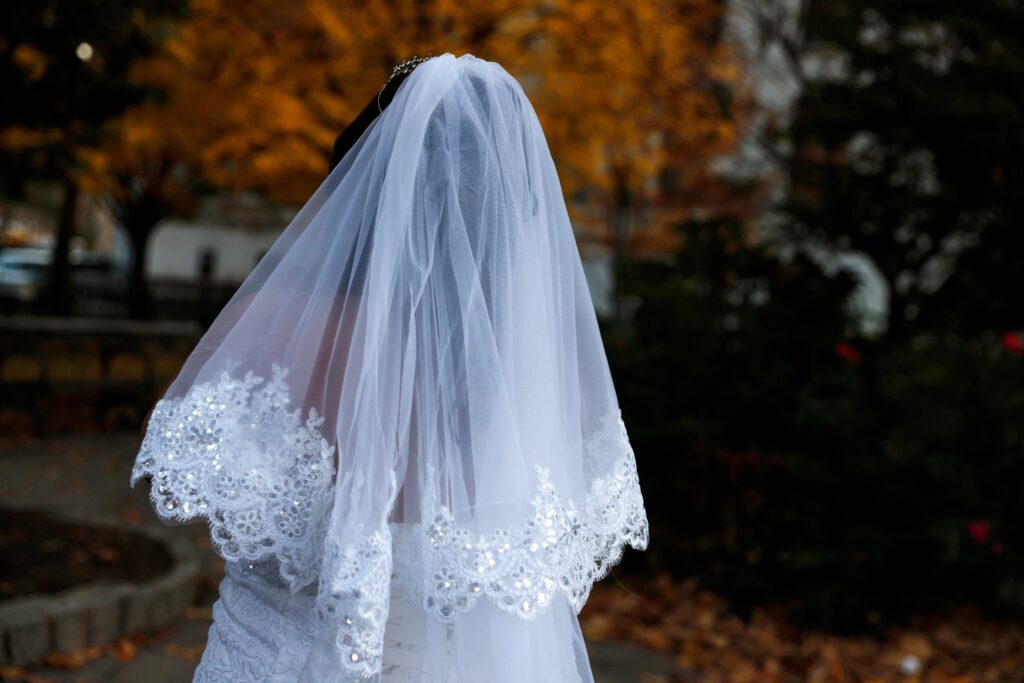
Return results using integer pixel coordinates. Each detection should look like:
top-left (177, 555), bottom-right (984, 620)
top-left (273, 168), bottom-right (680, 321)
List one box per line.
top-left (0, 247), bottom-right (128, 310)
top-left (0, 247), bottom-right (50, 303)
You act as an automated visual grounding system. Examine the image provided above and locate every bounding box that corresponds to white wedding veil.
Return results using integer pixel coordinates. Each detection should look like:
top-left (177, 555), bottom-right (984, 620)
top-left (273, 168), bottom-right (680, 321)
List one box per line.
top-left (131, 53), bottom-right (648, 682)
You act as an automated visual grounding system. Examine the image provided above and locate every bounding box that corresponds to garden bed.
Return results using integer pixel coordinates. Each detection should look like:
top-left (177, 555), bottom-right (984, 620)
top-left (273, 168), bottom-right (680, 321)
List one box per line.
top-left (0, 505), bottom-right (172, 600)
top-left (0, 506), bottom-right (199, 667)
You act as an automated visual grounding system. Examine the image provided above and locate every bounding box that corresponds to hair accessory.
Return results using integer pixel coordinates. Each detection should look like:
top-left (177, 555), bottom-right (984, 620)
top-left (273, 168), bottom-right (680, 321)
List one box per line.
top-left (377, 54), bottom-right (434, 114)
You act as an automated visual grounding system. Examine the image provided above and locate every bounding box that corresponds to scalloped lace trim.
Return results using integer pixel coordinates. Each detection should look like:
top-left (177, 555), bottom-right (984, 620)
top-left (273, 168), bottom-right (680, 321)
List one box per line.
top-left (131, 366), bottom-right (648, 677)
top-left (130, 364), bottom-right (337, 592)
top-left (306, 469), bottom-right (399, 678)
top-left (392, 409), bottom-right (649, 622)
top-left (316, 525), bottom-right (394, 677)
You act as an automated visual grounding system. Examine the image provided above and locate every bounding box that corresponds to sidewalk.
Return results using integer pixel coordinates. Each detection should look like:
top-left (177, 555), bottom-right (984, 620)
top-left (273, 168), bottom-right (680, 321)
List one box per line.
top-left (0, 434), bottom-right (683, 683)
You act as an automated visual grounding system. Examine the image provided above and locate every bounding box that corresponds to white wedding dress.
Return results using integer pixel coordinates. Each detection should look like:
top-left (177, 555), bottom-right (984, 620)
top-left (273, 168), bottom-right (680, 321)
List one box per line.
top-left (132, 52), bottom-right (648, 683)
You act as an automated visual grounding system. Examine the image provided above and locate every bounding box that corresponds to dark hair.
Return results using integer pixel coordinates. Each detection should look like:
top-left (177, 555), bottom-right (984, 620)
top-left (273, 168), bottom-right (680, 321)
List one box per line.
top-left (328, 68), bottom-right (416, 173)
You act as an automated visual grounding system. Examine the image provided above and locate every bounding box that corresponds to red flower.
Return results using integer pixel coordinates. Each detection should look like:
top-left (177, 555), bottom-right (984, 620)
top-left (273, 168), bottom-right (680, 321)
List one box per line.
top-left (966, 519), bottom-right (992, 545)
top-left (1001, 332), bottom-right (1023, 354)
top-left (835, 341), bottom-right (861, 365)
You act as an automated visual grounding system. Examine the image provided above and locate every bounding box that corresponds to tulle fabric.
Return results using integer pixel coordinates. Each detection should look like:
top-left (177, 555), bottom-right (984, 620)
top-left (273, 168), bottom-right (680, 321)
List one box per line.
top-left (131, 53), bottom-right (647, 682)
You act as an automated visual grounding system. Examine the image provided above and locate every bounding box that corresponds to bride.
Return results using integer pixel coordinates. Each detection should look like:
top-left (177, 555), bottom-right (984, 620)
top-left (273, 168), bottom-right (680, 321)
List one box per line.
top-left (131, 52), bottom-right (648, 683)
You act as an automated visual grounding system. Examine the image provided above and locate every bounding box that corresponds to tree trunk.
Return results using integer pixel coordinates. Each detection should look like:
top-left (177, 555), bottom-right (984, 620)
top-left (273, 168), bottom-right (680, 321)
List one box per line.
top-left (44, 175), bottom-right (78, 316)
top-left (610, 173), bottom-right (633, 323)
top-left (127, 220), bottom-right (155, 319)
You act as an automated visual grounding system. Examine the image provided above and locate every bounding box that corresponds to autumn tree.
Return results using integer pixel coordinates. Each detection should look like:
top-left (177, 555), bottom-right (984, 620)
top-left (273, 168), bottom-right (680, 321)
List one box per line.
top-left (84, 0), bottom-right (546, 316)
top-left (0, 1), bottom-right (186, 315)
top-left (516, 0), bottom-right (750, 318)
top-left (89, 0), bottom-right (745, 318)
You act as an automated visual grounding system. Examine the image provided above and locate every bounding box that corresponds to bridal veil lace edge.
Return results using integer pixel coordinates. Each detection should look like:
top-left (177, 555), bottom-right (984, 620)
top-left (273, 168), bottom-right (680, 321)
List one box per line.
top-left (130, 363), bottom-right (649, 675)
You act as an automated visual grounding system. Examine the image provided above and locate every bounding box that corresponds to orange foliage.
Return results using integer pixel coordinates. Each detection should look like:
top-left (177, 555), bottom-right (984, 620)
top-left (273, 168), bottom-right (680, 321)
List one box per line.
top-left (514, 1), bottom-right (748, 246)
top-left (91, 0), bottom-right (746, 248)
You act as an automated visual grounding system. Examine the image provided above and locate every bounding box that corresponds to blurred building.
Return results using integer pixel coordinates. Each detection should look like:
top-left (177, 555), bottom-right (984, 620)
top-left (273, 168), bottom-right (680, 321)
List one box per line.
top-left (145, 193), bottom-right (289, 284)
top-left (145, 192), bottom-right (616, 318)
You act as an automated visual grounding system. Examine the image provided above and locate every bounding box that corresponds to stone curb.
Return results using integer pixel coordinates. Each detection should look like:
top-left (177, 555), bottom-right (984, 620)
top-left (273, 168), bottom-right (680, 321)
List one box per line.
top-left (0, 510), bottom-right (201, 667)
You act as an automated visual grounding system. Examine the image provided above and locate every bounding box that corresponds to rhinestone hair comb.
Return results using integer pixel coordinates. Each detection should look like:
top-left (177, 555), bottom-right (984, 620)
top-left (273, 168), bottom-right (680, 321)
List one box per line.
top-left (377, 54), bottom-right (435, 113)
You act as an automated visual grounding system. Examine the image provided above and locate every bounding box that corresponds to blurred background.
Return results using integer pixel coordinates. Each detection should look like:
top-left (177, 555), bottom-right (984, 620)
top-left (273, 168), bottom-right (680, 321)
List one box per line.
top-left (1, 1), bottom-right (1022, 681)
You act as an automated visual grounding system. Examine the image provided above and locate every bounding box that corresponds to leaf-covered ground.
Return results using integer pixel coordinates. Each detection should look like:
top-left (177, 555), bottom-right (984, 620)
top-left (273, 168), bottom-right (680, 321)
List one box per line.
top-left (581, 574), bottom-right (1024, 683)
